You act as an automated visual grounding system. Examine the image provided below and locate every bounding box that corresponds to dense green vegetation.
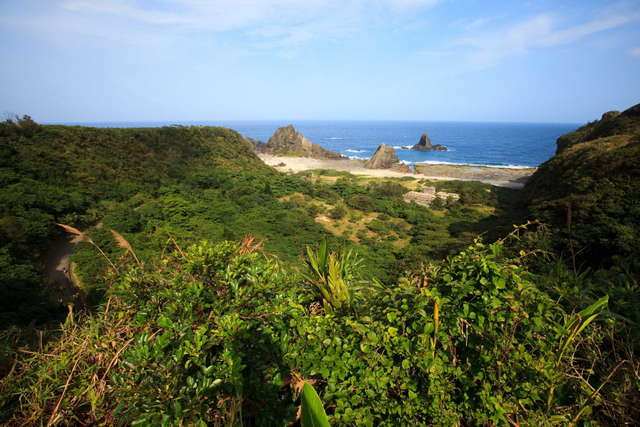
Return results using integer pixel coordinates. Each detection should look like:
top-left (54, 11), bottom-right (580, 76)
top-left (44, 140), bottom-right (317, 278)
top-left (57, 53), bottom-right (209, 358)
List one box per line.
top-left (0, 235), bottom-right (616, 425)
top-left (0, 117), bottom-right (274, 325)
top-left (555, 104), bottom-right (640, 154)
top-left (522, 104), bottom-right (640, 424)
top-left (1, 110), bottom-right (639, 425)
top-left (525, 103), bottom-right (640, 268)
top-left (0, 117), bottom-right (518, 325)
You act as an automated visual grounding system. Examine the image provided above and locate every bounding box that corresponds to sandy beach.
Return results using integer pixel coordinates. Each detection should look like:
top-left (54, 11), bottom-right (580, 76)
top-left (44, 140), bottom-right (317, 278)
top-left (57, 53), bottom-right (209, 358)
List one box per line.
top-left (259, 154), bottom-right (535, 188)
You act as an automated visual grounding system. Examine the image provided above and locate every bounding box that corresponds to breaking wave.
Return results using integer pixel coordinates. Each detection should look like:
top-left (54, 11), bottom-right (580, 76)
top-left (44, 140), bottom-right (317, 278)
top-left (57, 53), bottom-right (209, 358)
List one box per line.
top-left (413, 160), bottom-right (534, 169)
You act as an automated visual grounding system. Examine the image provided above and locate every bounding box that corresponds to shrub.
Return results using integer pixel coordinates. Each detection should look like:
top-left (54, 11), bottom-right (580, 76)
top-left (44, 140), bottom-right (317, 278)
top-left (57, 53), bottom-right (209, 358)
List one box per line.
top-left (328, 205), bottom-right (347, 220)
top-left (0, 237), bottom-right (613, 425)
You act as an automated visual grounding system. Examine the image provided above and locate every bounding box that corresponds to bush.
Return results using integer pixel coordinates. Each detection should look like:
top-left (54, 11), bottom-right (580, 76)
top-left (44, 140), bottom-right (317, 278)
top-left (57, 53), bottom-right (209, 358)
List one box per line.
top-left (328, 205), bottom-right (347, 220)
top-left (2, 237), bottom-right (613, 425)
top-left (346, 195), bottom-right (375, 212)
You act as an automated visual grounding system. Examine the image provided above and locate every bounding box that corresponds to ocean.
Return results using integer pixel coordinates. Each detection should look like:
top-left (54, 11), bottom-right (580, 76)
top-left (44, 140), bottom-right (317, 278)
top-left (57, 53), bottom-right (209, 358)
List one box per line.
top-left (67, 120), bottom-right (580, 169)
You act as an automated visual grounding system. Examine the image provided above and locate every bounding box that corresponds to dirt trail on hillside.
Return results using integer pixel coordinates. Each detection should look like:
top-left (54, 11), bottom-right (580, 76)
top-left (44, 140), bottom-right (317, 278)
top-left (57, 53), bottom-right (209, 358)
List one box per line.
top-left (43, 234), bottom-right (83, 305)
top-left (43, 223), bottom-right (104, 305)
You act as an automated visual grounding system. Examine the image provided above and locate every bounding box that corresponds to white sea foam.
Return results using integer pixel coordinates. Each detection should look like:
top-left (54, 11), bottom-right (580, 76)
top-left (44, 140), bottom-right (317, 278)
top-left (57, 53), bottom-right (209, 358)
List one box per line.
top-left (392, 145), bottom-right (413, 150)
top-left (413, 160), bottom-right (534, 169)
top-left (347, 155), bottom-right (369, 160)
top-left (345, 149), bottom-right (366, 153)
top-left (326, 137), bottom-right (344, 140)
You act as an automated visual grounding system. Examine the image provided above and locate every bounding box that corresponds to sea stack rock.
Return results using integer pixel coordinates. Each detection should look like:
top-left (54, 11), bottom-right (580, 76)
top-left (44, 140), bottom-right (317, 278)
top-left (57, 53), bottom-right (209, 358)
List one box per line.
top-left (263, 125), bottom-right (343, 159)
top-left (412, 133), bottom-right (447, 151)
top-left (364, 143), bottom-right (410, 172)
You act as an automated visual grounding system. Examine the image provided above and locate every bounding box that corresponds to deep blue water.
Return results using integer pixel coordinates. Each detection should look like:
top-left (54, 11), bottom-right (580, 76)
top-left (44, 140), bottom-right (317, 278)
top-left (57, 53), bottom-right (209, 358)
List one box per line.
top-left (64, 120), bottom-right (580, 168)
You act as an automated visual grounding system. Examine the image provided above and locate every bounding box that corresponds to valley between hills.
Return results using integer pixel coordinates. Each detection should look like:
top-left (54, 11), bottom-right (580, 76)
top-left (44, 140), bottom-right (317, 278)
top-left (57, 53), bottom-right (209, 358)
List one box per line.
top-left (1, 104), bottom-right (639, 425)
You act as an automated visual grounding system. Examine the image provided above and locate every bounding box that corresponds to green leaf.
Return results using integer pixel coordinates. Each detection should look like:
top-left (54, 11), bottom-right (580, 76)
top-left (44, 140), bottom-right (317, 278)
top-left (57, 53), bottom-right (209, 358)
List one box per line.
top-left (157, 316), bottom-right (173, 328)
top-left (301, 383), bottom-right (331, 427)
top-left (578, 295), bottom-right (608, 319)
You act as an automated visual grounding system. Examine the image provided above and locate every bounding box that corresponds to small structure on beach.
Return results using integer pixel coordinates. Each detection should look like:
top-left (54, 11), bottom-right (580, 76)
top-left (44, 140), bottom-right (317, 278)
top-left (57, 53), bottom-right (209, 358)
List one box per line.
top-left (403, 186), bottom-right (459, 207)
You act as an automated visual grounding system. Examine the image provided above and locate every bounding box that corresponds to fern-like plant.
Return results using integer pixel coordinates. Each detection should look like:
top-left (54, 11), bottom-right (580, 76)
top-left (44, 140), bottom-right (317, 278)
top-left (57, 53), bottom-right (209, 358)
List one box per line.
top-left (303, 240), bottom-right (362, 314)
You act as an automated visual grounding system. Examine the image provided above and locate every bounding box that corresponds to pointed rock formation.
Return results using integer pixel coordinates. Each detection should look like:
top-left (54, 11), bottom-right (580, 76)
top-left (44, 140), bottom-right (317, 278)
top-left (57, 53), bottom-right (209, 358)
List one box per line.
top-left (261, 125), bottom-right (343, 159)
top-left (364, 143), bottom-right (399, 168)
top-left (364, 143), bottom-right (411, 172)
top-left (412, 133), bottom-right (447, 151)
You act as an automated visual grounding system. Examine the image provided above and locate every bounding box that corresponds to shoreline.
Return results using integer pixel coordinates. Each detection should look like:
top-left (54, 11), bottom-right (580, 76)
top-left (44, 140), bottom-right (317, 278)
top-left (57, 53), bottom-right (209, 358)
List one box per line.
top-left (258, 154), bottom-right (535, 189)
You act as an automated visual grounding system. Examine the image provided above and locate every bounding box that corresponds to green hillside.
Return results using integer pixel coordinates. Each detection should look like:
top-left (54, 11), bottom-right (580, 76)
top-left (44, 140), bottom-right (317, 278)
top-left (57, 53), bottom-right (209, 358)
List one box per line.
top-left (1, 112), bottom-right (639, 425)
top-left (0, 117), bottom-right (520, 326)
top-left (0, 118), bottom-right (274, 325)
top-left (524, 103), bottom-right (640, 267)
top-left (554, 104), bottom-right (640, 154)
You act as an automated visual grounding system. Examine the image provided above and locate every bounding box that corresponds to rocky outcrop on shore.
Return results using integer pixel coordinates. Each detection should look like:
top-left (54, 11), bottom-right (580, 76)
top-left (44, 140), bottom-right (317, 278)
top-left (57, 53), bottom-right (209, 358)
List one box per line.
top-left (403, 186), bottom-right (459, 207)
top-left (365, 143), bottom-right (411, 172)
top-left (412, 133), bottom-right (447, 151)
top-left (251, 125), bottom-right (343, 159)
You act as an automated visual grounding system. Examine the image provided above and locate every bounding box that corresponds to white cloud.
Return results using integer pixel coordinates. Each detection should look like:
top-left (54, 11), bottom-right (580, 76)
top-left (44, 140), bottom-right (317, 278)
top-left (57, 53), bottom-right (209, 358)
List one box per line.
top-left (59, 0), bottom-right (437, 31)
top-left (629, 47), bottom-right (640, 57)
top-left (49, 0), bottom-right (440, 52)
top-left (454, 7), bottom-right (640, 69)
top-left (539, 13), bottom-right (638, 46)
top-left (451, 15), bottom-right (499, 31)
top-left (416, 49), bottom-right (455, 57)
top-left (382, 0), bottom-right (439, 11)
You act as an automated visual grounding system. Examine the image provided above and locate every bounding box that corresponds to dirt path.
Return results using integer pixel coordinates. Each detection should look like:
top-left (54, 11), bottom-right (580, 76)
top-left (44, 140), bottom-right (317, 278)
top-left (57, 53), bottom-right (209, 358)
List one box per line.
top-left (43, 222), bottom-right (104, 304)
top-left (42, 234), bottom-right (83, 305)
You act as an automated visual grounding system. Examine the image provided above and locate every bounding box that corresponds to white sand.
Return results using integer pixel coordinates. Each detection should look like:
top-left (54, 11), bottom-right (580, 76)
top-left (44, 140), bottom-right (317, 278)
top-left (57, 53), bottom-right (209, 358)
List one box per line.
top-left (258, 154), bottom-right (534, 189)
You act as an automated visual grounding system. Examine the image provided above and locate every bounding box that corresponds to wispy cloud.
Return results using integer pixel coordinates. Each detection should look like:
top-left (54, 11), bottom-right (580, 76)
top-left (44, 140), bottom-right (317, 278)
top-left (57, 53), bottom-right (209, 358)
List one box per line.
top-left (451, 15), bottom-right (500, 31)
top-left (382, 0), bottom-right (440, 11)
top-left (629, 47), bottom-right (640, 57)
top-left (59, 0), bottom-right (437, 32)
top-left (453, 5), bottom-right (640, 68)
top-left (42, 0), bottom-right (441, 53)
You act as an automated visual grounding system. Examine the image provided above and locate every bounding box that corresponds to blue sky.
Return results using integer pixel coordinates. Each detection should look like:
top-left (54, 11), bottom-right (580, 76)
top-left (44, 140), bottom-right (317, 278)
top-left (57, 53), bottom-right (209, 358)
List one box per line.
top-left (1, 0), bottom-right (639, 123)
